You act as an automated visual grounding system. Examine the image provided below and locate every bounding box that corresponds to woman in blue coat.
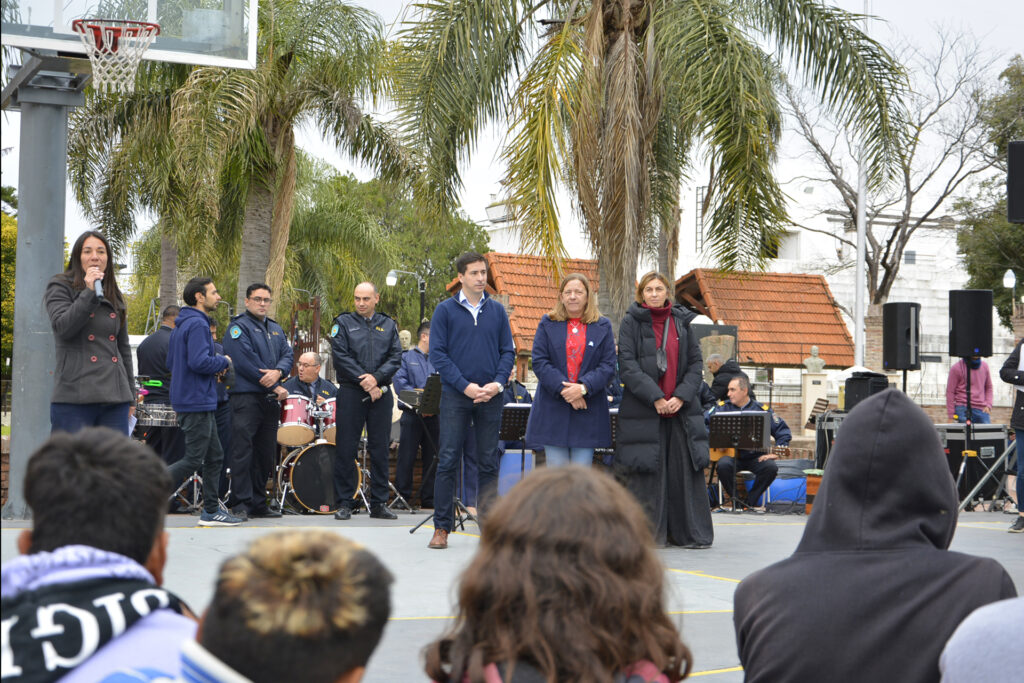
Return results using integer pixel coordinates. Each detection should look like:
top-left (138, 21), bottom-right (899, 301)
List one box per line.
top-left (525, 274), bottom-right (617, 466)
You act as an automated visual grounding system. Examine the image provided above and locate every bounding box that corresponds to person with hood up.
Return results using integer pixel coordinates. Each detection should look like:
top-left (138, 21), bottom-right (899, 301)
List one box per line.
top-left (616, 272), bottom-right (713, 548)
top-left (733, 389), bottom-right (1016, 683)
top-left (707, 354), bottom-right (752, 402)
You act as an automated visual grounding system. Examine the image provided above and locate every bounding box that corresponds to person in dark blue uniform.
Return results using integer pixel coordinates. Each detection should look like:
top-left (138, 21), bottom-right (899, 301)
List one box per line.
top-left (221, 283), bottom-right (292, 519)
top-left (282, 351), bottom-right (337, 404)
top-left (708, 374), bottom-right (791, 511)
top-left (136, 306), bottom-right (183, 465)
top-left (330, 282), bottom-right (403, 521)
top-left (393, 322), bottom-right (438, 509)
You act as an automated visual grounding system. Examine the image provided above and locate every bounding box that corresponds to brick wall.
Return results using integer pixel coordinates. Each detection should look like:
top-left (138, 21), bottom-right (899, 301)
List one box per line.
top-left (865, 312), bottom-right (884, 372)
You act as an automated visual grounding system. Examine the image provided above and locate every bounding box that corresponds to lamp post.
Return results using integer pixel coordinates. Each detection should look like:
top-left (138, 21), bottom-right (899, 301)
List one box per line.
top-left (386, 269), bottom-right (427, 323)
top-left (1004, 269), bottom-right (1017, 317)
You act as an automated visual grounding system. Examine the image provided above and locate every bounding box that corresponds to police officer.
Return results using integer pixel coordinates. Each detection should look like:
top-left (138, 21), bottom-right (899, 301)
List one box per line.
top-left (708, 374), bottom-right (791, 512)
top-left (393, 322), bottom-right (438, 509)
top-left (282, 351), bottom-right (337, 404)
top-left (136, 305), bottom-right (183, 465)
top-left (330, 282), bottom-right (403, 521)
top-left (222, 283), bottom-right (293, 519)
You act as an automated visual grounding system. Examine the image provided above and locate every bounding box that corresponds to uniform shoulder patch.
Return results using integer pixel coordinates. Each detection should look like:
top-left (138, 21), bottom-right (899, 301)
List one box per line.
top-left (331, 323), bottom-right (340, 337)
top-left (761, 404), bottom-right (769, 411)
top-left (230, 325), bottom-right (242, 339)
top-left (717, 400), bottom-right (725, 406)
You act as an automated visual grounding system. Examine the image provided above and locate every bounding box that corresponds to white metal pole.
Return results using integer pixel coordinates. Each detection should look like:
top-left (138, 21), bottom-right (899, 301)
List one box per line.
top-left (854, 0), bottom-right (871, 367)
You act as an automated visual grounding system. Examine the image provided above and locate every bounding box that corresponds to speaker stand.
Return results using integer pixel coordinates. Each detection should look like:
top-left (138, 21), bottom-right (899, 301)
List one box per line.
top-left (902, 369), bottom-right (908, 394)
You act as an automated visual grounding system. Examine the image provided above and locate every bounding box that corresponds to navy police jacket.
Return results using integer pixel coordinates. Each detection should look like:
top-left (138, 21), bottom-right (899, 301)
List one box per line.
top-left (329, 311), bottom-right (403, 388)
top-left (707, 398), bottom-right (791, 460)
top-left (282, 375), bottom-right (337, 401)
top-left (221, 311), bottom-right (293, 394)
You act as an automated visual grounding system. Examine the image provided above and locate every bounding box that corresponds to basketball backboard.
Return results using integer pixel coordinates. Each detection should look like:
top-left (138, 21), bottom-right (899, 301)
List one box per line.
top-left (1, 0), bottom-right (257, 69)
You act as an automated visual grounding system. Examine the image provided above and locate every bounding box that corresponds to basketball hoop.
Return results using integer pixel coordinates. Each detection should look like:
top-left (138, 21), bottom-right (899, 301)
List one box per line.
top-left (72, 19), bottom-right (161, 95)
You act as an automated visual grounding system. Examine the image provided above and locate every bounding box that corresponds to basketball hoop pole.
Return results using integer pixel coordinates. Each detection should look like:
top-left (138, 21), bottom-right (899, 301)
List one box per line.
top-left (1, 55), bottom-right (89, 519)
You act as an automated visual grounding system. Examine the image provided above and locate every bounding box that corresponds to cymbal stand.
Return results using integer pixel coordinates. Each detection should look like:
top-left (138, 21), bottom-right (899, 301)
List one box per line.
top-left (169, 472), bottom-right (203, 514)
top-left (353, 436), bottom-right (372, 513)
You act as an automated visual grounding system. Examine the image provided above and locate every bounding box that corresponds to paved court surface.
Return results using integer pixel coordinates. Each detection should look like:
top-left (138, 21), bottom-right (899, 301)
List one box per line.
top-left (2, 509), bottom-right (1021, 681)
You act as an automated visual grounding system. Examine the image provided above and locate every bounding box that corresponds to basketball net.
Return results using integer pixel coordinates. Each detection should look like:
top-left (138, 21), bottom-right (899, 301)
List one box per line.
top-left (72, 19), bottom-right (161, 95)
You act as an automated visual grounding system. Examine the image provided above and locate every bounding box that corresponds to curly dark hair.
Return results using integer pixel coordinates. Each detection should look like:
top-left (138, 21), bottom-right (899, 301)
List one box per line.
top-left (424, 467), bottom-right (692, 683)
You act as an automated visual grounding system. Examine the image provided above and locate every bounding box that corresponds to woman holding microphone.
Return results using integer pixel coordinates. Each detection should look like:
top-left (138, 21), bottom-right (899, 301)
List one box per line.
top-left (525, 273), bottom-right (616, 467)
top-left (44, 230), bottom-right (136, 434)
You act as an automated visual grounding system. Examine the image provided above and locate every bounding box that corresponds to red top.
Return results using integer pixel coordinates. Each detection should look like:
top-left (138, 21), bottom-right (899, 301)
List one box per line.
top-left (646, 304), bottom-right (678, 401)
top-left (566, 318), bottom-right (586, 382)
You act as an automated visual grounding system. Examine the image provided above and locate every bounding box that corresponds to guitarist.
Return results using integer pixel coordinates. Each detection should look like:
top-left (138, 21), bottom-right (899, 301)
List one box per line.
top-left (708, 375), bottom-right (791, 512)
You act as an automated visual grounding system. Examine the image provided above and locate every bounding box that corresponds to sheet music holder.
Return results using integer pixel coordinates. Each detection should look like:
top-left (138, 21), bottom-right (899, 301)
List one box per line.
top-left (499, 403), bottom-right (531, 441)
top-left (419, 374), bottom-right (442, 415)
top-left (709, 412), bottom-right (771, 450)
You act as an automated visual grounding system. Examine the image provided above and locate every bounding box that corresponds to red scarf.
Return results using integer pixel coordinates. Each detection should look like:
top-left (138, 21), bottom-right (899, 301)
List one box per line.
top-left (645, 304), bottom-right (678, 400)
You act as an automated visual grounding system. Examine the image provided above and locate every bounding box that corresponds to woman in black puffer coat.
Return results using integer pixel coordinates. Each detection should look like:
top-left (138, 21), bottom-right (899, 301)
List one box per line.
top-left (616, 272), bottom-right (713, 548)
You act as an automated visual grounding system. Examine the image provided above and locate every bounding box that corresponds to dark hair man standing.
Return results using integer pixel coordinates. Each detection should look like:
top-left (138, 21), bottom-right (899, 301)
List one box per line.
top-left (168, 277), bottom-right (240, 526)
top-left (221, 283), bottom-right (293, 519)
top-left (393, 321), bottom-right (438, 509)
top-left (427, 253), bottom-right (515, 549)
top-left (136, 305), bottom-right (183, 464)
top-left (330, 282), bottom-right (403, 521)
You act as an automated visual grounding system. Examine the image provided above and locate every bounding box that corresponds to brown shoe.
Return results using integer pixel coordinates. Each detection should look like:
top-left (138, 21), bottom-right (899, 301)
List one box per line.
top-left (428, 528), bottom-right (449, 549)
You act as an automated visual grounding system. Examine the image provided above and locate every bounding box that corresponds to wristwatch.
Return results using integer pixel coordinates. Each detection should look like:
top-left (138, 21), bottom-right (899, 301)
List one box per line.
top-left (580, 384), bottom-right (588, 396)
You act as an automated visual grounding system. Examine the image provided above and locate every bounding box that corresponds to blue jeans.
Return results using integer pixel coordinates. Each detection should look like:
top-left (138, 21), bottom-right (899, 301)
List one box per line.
top-left (544, 446), bottom-right (594, 467)
top-left (433, 391), bottom-right (503, 532)
top-left (51, 402), bottom-right (130, 435)
top-left (954, 406), bottom-right (991, 424)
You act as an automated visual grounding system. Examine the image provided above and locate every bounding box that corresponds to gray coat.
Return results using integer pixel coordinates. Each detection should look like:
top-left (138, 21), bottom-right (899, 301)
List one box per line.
top-left (44, 274), bottom-right (135, 405)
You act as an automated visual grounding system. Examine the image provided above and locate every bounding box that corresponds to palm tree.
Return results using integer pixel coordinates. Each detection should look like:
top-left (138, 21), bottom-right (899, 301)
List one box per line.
top-left (393, 0), bottom-right (906, 324)
top-left (171, 0), bottom-right (412, 314)
top-left (68, 62), bottom-right (199, 310)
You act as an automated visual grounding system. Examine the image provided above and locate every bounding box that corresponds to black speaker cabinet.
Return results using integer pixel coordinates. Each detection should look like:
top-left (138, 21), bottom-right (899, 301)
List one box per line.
top-left (882, 302), bottom-right (920, 370)
top-left (949, 290), bottom-right (993, 358)
top-left (1009, 140), bottom-right (1023, 224)
top-left (844, 372), bottom-right (888, 411)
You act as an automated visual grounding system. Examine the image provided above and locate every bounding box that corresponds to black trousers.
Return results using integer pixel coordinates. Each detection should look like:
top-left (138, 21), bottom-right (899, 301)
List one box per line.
top-left (716, 456), bottom-right (778, 506)
top-left (169, 411), bottom-right (223, 514)
top-left (334, 384), bottom-right (393, 509)
top-left (215, 400), bottom-right (233, 499)
top-left (396, 411), bottom-right (438, 506)
top-left (228, 393), bottom-right (279, 512)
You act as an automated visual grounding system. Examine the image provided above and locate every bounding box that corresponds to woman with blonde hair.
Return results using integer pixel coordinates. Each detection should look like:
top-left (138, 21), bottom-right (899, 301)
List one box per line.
top-left (424, 466), bottom-right (692, 683)
top-left (525, 273), bottom-right (616, 466)
top-left (616, 272), bottom-right (712, 548)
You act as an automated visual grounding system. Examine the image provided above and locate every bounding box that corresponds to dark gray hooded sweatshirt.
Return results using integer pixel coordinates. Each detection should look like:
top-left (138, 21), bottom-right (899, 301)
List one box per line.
top-left (733, 389), bottom-right (1016, 683)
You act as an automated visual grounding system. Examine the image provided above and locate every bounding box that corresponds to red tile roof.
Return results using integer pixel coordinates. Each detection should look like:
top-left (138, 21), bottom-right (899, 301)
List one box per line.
top-left (446, 252), bottom-right (600, 354)
top-left (675, 269), bottom-right (854, 368)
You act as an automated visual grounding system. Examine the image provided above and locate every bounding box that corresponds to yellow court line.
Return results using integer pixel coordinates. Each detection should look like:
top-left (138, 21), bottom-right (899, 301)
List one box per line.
top-left (668, 568), bottom-right (741, 584)
top-left (690, 666), bottom-right (744, 677)
top-left (713, 521), bottom-right (806, 526)
top-left (391, 609), bottom-right (732, 622)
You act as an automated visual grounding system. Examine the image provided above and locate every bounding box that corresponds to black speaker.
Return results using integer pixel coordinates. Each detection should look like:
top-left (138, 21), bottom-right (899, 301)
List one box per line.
top-left (882, 302), bottom-right (920, 370)
top-left (949, 290), bottom-right (993, 358)
top-left (1009, 140), bottom-right (1023, 224)
top-left (844, 372), bottom-right (888, 411)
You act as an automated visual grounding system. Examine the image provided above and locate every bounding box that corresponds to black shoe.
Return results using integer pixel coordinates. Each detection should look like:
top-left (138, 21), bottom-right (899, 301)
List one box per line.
top-left (229, 505), bottom-right (249, 521)
top-left (334, 507), bottom-right (351, 521)
top-left (250, 506), bottom-right (282, 519)
top-left (369, 506), bottom-right (397, 520)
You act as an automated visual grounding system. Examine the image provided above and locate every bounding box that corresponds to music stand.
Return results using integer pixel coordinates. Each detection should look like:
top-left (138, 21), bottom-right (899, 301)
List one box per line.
top-left (709, 412), bottom-right (771, 511)
top-left (499, 403), bottom-right (531, 488)
top-left (392, 374), bottom-right (442, 513)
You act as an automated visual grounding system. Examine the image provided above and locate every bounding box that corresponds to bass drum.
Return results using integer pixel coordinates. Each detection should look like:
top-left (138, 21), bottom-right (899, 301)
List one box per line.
top-left (277, 443), bottom-right (361, 514)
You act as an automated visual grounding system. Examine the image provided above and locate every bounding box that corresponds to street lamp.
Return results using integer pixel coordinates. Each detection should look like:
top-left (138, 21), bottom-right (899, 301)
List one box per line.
top-left (386, 269), bottom-right (427, 323)
top-left (1004, 269), bottom-right (1017, 315)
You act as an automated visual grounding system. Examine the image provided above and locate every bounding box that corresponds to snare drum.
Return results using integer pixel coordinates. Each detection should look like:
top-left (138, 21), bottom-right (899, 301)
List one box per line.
top-left (278, 394), bottom-right (315, 446)
top-left (277, 443), bottom-right (361, 514)
top-left (136, 404), bottom-right (178, 427)
top-left (320, 398), bottom-right (337, 443)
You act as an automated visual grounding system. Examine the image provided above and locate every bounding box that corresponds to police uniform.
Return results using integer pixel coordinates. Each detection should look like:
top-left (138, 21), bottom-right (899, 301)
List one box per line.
top-left (330, 310), bottom-right (403, 513)
top-left (221, 311), bottom-right (293, 515)
top-left (136, 325), bottom-right (185, 466)
top-left (707, 399), bottom-right (791, 507)
top-left (281, 374), bottom-right (337, 402)
top-left (393, 346), bottom-right (438, 507)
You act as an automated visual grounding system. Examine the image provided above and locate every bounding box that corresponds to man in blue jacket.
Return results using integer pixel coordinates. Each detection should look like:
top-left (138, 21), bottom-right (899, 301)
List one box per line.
top-left (222, 283), bottom-right (293, 520)
top-left (428, 252), bottom-right (515, 549)
top-left (393, 321), bottom-right (438, 509)
top-left (330, 282), bottom-right (403, 521)
top-left (167, 277), bottom-right (240, 526)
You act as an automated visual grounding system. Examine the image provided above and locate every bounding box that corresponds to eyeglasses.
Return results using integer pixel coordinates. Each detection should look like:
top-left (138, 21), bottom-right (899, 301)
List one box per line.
top-left (249, 297), bottom-right (273, 304)
top-left (296, 362), bottom-right (319, 368)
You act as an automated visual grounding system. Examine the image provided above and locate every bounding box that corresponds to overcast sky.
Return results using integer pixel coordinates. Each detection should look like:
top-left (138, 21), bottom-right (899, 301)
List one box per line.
top-left (1, 0), bottom-right (1020, 248)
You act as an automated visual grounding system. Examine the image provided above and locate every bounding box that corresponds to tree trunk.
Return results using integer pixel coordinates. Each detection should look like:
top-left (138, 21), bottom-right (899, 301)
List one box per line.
top-left (265, 125), bottom-right (296, 319)
top-left (159, 220), bottom-right (177, 311)
top-left (236, 181), bottom-right (275, 312)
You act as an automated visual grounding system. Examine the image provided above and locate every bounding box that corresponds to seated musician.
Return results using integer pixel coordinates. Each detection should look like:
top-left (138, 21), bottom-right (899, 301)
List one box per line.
top-left (281, 352), bottom-right (337, 405)
top-left (708, 375), bottom-right (791, 512)
top-left (393, 322), bottom-right (438, 509)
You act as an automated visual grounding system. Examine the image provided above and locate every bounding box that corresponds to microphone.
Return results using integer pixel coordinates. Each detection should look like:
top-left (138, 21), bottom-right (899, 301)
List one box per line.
top-left (362, 386), bottom-right (389, 403)
top-left (94, 278), bottom-right (104, 300)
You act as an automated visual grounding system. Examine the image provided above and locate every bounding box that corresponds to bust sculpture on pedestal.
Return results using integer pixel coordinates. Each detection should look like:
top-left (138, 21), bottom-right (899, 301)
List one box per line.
top-left (803, 346), bottom-right (826, 373)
